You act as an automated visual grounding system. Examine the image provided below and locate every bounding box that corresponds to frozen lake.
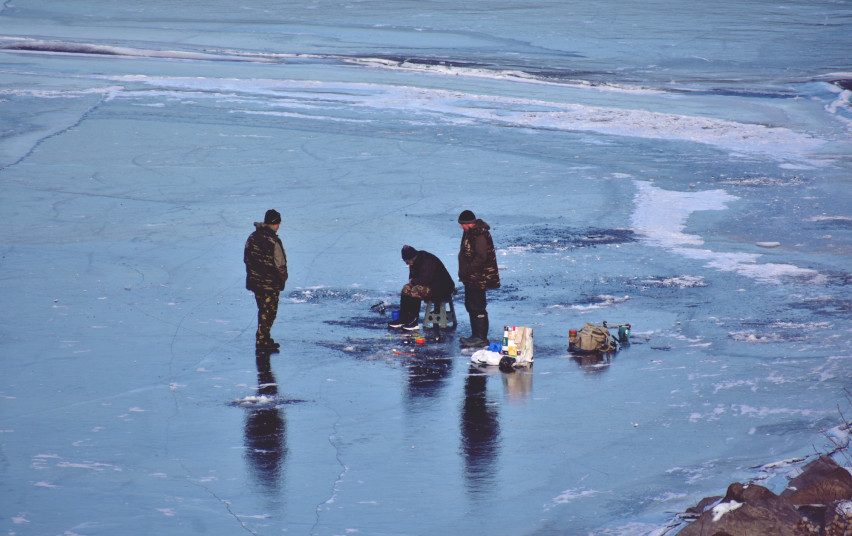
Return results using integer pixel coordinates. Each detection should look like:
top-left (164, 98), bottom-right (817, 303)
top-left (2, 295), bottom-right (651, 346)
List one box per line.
top-left (1, 1), bottom-right (850, 534)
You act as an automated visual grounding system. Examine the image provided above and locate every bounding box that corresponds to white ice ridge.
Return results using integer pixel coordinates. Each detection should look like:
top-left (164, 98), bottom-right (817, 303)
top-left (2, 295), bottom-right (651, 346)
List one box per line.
top-left (101, 75), bottom-right (823, 161)
top-left (631, 181), bottom-right (821, 284)
top-left (342, 56), bottom-right (665, 94)
top-left (0, 36), bottom-right (271, 63)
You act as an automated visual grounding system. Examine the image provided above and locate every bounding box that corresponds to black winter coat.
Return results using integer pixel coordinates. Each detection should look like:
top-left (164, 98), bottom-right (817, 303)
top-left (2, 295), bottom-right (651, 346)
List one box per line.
top-left (408, 250), bottom-right (455, 301)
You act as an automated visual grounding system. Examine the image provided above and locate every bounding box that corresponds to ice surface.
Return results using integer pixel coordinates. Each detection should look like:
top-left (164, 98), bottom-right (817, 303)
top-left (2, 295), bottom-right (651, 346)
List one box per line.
top-left (0, 1), bottom-right (850, 535)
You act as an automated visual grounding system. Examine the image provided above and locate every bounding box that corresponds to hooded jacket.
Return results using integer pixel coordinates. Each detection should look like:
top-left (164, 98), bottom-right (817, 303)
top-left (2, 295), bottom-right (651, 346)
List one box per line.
top-left (458, 219), bottom-right (500, 290)
top-left (244, 223), bottom-right (288, 292)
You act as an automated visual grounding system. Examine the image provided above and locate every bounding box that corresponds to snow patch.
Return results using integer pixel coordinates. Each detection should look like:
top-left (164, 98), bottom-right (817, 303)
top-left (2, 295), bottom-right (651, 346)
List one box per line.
top-left (826, 422), bottom-right (851, 450)
top-left (734, 405), bottom-right (822, 418)
top-left (711, 500), bottom-right (742, 522)
top-left (57, 461), bottom-right (122, 472)
top-left (547, 488), bottom-right (600, 507)
top-left (729, 331), bottom-right (787, 343)
top-left (826, 89), bottom-right (851, 115)
top-left (835, 500), bottom-right (852, 517)
top-left (641, 275), bottom-right (707, 288)
top-left (713, 379), bottom-right (757, 393)
top-left (632, 181), bottom-right (821, 284)
top-left (569, 295), bottom-right (630, 311)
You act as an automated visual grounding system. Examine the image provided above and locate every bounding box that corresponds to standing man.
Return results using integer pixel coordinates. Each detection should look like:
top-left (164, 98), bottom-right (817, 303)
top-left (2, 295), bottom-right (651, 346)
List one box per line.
top-left (457, 210), bottom-right (500, 348)
top-left (245, 209), bottom-right (288, 352)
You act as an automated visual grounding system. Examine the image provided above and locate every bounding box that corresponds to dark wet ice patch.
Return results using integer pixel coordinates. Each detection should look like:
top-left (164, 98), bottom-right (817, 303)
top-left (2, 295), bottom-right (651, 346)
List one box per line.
top-left (817, 270), bottom-right (852, 286)
top-left (805, 216), bottom-right (852, 231)
top-left (749, 416), bottom-right (836, 437)
top-left (317, 338), bottom-right (390, 359)
top-left (317, 332), bottom-right (455, 362)
top-left (324, 315), bottom-right (395, 331)
top-left (728, 331), bottom-right (807, 344)
top-left (230, 395), bottom-right (306, 408)
top-left (791, 296), bottom-right (852, 317)
top-left (832, 79), bottom-right (852, 91)
top-left (549, 293), bottom-right (631, 312)
top-left (503, 226), bottom-right (636, 252)
top-left (726, 318), bottom-right (833, 344)
top-left (405, 354), bottom-right (455, 400)
top-left (482, 283), bottom-right (526, 302)
top-left (287, 286), bottom-right (388, 304)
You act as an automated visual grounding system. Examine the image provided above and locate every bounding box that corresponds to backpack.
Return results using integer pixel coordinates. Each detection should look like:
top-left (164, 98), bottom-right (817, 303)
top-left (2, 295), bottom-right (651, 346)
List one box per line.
top-left (571, 323), bottom-right (618, 353)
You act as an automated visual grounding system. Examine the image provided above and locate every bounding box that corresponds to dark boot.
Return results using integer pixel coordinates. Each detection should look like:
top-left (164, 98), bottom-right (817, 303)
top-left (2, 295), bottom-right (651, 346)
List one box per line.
top-left (460, 313), bottom-right (489, 348)
top-left (480, 313), bottom-right (489, 343)
top-left (460, 312), bottom-right (478, 346)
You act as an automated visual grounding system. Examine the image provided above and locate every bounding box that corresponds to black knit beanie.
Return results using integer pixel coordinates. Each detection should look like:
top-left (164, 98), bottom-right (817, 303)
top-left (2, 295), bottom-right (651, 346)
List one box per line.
top-left (401, 245), bottom-right (418, 262)
top-left (264, 209), bottom-right (281, 225)
top-left (458, 210), bottom-right (476, 224)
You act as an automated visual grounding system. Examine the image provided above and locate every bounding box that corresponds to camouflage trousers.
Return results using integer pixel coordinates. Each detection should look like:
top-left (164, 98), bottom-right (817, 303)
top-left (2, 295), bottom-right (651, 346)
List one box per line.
top-left (402, 283), bottom-right (433, 300)
top-left (398, 284), bottom-right (434, 323)
top-left (254, 291), bottom-right (280, 344)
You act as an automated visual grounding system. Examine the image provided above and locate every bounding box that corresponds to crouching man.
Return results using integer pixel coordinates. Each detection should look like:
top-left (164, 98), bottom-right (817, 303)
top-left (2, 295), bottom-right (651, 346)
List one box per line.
top-left (388, 245), bottom-right (455, 331)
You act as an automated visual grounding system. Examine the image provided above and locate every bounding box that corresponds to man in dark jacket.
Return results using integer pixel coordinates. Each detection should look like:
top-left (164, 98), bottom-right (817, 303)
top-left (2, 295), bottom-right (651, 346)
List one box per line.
top-left (457, 210), bottom-right (500, 347)
top-left (244, 209), bottom-right (288, 351)
top-left (388, 245), bottom-right (455, 331)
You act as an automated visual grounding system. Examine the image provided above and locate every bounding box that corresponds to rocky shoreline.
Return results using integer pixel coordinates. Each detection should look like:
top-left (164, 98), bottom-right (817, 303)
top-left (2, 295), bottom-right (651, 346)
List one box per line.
top-left (674, 453), bottom-right (852, 535)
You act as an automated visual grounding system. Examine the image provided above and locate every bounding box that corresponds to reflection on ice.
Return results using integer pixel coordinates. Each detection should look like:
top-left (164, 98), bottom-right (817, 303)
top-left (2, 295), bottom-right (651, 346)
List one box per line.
top-left (502, 369), bottom-right (533, 402)
top-left (460, 368), bottom-right (501, 497)
top-left (243, 352), bottom-right (287, 494)
top-left (405, 353), bottom-right (453, 404)
top-left (571, 352), bottom-right (614, 374)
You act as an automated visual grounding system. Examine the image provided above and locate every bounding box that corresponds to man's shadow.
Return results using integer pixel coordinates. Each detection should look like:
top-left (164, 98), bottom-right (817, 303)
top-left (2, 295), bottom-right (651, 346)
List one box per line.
top-left (460, 366), bottom-right (500, 497)
top-left (570, 352), bottom-right (613, 374)
top-left (244, 351), bottom-right (287, 493)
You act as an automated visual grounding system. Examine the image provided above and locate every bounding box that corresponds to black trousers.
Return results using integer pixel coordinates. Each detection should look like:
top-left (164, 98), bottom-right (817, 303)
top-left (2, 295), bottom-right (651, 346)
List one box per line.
top-left (254, 291), bottom-right (280, 343)
top-left (463, 283), bottom-right (487, 315)
top-left (399, 293), bottom-right (422, 322)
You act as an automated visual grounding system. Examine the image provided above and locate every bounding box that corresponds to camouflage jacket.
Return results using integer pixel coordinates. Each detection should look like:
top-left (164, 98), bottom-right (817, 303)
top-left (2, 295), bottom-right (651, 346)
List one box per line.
top-left (458, 219), bottom-right (500, 290)
top-left (244, 223), bottom-right (288, 292)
